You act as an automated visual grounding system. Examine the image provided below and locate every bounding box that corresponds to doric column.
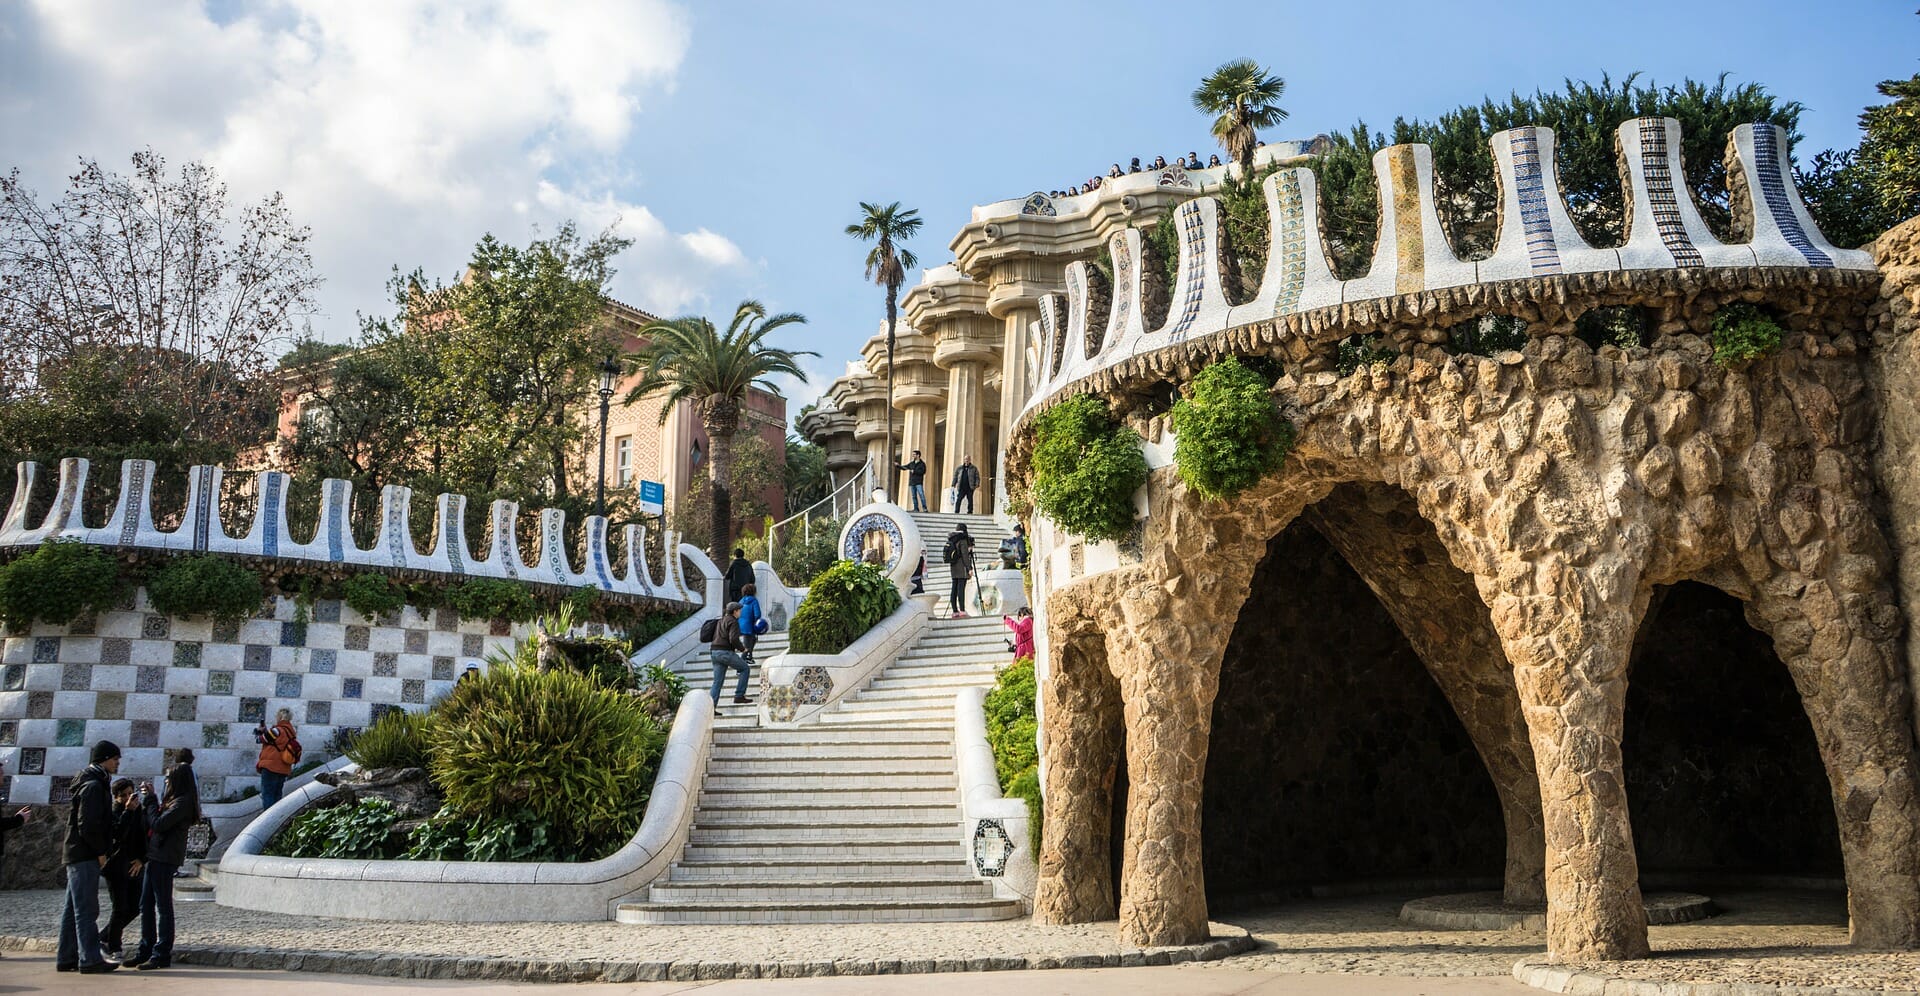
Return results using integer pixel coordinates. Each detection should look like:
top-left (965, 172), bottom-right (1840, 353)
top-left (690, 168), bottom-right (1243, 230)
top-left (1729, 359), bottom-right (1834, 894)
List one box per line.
top-left (940, 361), bottom-right (984, 510)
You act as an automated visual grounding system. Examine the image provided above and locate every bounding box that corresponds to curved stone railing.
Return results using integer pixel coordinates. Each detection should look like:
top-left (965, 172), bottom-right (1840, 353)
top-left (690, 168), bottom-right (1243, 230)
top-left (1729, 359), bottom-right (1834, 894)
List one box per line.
top-left (954, 686), bottom-right (1036, 904)
top-left (757, 599), bottom-right (930, 726)
top-left (0, 458), bottom-right (708, 606)
top-left (969, 138), bottom-right (1322, 224)
top-left (215, 689), bottom-right (714, 921)
top-left (1017, 120), bottom-right (1873, 429)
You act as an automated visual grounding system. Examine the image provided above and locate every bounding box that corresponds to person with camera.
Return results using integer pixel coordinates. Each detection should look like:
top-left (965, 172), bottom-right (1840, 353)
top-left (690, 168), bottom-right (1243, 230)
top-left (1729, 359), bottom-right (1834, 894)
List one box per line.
top-left (254, 707), bottom-right (301, 809)
top-left (100, 777), bottom-right (147, 959)
top-left (124, 753), bottom-right (200, 971)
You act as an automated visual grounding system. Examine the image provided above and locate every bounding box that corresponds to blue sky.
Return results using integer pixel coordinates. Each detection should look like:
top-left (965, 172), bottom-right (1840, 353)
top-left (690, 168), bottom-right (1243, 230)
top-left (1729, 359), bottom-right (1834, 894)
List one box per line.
top-left (4, 1), bottom-right (1915, 423)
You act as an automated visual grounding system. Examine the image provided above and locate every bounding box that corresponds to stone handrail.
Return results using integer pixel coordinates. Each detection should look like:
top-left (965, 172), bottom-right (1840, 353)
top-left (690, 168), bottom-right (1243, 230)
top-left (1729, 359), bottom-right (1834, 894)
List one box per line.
top-left (757, 599), bottom-right (930, 726)
top-left (953, 685), bottom-right (1036, 904)
top-left (1017, 120), bottom-right (1872, 433)
top-left (214, 689), bottom-right (715, 921)
top-left (0, 457), bottom-right (711, 606)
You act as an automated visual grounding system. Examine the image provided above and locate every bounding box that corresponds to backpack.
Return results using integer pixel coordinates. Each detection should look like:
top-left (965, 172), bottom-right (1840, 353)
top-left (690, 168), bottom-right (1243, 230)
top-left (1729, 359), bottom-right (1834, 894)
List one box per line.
top-left (281, 735), bottom-right (303, 766)
top-left (698, 617), bottom-right (720, 643)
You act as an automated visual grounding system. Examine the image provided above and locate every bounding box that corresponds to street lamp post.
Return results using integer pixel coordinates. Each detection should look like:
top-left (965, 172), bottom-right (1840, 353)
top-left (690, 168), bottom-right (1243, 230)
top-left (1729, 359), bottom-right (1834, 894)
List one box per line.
top-left (595, 355), bottom-right (619, 519)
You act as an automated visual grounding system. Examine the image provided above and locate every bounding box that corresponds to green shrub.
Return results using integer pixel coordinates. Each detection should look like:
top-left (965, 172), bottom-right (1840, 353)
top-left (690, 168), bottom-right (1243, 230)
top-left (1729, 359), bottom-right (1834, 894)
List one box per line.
top-left (266, 798), bottom-right (401, 859)
top-left (1333, 333), bottom-right (1397, 375)
top-left (1029, 395), bottom-right (1148, 543)
top-left (576, 635), bottom-right (637, 690)
top-left (145, 555), bottom-right (263, 621)
top-left (346, 707), bottom-right (436, 770)
top-left (1711, 302), bottom-right (1786, 366)
top-left (428, 664), bottom-right (668, 856)
top-left (627, 608), bottom-right (692, 648)
top-left (1169, 357), bottom-right (1294, 502)
top-left (564, 586), bottom-right (600, 619)
top-left (787, 559), bottom-right (902, 655)
top-left (640, 661), bottom-right (688, 709)
top-left (342, 572), bottom-right (406, 620)
top-left (403, 807), bottom-right (566, 862)
top-left (0, 540), bottom-right (123, 629)
top-left (984, 658), bottom-right (1039, 788)
top-left (1006, 766), bottom-right (1043, 856)
top-left (445, 578), bottom-right (538, 623)
top-left (1576, 306), bottom-right (1649, 351)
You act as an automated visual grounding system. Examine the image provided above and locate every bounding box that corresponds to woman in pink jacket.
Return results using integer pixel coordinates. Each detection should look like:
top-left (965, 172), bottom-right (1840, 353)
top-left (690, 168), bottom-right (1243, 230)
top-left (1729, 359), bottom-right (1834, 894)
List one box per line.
top-left (1003, 607), bottom-right (1035, 663)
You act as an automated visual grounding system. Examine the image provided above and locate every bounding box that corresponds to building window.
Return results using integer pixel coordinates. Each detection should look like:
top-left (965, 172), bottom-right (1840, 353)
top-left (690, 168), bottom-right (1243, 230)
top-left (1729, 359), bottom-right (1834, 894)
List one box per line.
top-left (615, 437), bottom-right (633, 487)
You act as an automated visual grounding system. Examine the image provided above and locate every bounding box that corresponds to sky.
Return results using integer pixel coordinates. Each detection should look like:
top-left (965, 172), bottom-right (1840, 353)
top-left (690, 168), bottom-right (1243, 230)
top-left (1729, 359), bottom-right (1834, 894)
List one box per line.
top-left (3, 1), bottom-right (1915, 426)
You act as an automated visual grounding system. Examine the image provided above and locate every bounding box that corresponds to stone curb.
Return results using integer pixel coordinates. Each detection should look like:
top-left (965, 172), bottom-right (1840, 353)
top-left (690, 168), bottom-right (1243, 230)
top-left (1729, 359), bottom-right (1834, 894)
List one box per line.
top-left (0, 928), bottom-right (1255, 982)
top-left (1512, 959), bottom-right (1920, 996)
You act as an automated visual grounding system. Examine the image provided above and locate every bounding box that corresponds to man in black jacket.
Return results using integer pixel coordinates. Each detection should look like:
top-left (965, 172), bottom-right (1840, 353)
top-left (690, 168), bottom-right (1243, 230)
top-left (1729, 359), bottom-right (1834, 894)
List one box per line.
top-left (56, 740), bottom-right (121, 973)
top-left (896, 450), bottom-right (928, 512)
top-left (950, 456), bottom-right (980, 515)
top-left (725, 549), bottom-right (754, 604)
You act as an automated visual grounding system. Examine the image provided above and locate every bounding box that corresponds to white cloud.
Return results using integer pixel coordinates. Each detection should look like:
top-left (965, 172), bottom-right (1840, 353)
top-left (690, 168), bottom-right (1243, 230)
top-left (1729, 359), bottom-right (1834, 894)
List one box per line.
top-left (7, 0), bottom-right (738, 333)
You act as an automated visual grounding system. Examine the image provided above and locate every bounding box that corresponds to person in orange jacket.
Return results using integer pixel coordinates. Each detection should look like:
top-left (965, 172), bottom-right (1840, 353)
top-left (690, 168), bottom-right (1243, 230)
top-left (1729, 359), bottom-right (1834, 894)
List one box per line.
top-left (253, 708), bottom-right (300, 808)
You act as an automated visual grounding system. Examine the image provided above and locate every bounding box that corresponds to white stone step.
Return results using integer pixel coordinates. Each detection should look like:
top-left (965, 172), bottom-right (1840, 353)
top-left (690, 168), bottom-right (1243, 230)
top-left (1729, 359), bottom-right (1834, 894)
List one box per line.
top-left (667, 857), bottom-right (973, 881)
top-left (699, 787), bottom-right (958, 807)
top-left (865, 663), bottom-right (1003, 683)
top-left (615, 897), bottom-right (1024, 924)
top-left (706, 757), bottom-right (954, 775)
top-left (681, 840), bottom-right (960, 862)
top-left (693, 805), bottom-right (960, 826)
top-left (703, 771), bottom-right (955, 791)
top-left (711, 727), bottom-right (951, 745)
top-left (647, 878), bottom-right (989, 903)
top-left (710, 742), bottom-right (953, 761)
top-left (688, 823), bottom-right (956, 846)
top-left (856, 680), bottom-right (997, 700)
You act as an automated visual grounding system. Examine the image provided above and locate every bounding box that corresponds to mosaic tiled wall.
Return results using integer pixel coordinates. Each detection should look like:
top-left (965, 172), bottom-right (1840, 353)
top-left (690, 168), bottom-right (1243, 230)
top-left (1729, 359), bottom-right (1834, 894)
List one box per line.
top-left (0, 589), bottom-right (524, 805)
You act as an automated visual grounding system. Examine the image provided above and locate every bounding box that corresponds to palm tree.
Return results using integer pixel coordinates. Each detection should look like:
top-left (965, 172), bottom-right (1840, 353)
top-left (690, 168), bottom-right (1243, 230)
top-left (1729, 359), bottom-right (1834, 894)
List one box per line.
top-left (1192, 59), bottom-right (1288, 178)
top-left (845, 201), bottom-right (922, 499)
top-left (624, 300), bottom-right (815, 566)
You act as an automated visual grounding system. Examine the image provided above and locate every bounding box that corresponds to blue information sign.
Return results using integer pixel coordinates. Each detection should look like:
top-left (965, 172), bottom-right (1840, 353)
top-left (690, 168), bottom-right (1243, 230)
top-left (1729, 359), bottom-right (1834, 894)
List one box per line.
top-left (637, 480), bottom-right (665, 515)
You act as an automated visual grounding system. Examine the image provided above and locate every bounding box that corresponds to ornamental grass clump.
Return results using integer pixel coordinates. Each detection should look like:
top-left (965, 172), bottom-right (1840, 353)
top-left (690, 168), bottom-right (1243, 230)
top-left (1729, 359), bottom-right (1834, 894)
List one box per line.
top-left (345, 706), bottom-right (436, 770)
top-left (1711, 302), bottom-right (1786, 366)
top-left (429, 664), bottom-right (667, 856)
top-left (787, 559), bottom-right (901, 655)
top-left (1169, 357), bottom-right (1294, 502)
top-left (1029, 394), bottom-right (1148, 543)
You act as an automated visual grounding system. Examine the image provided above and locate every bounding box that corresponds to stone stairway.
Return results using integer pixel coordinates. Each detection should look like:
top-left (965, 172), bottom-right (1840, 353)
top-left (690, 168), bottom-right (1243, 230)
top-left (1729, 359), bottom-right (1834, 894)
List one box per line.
top-left (908, 512), bottom-right (1014, 614)
top-left (616, 612), bottom-right (1019, 924)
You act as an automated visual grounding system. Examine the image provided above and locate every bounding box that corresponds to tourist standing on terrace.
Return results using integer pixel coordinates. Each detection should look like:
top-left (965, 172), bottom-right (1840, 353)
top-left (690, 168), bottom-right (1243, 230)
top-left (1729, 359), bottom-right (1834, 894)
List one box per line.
top-left (55, 739), bottom-right (120, 974)
top-left (709, 602), bottom-right (752, 708)
top-left (897, 449), bottom-right (928, 511)
top-left (125, 755), bottom-right (200, 971)
top-left (951, 455), bottom-right (980, 515)
top-left (254, 708), bottom-right (299, 808)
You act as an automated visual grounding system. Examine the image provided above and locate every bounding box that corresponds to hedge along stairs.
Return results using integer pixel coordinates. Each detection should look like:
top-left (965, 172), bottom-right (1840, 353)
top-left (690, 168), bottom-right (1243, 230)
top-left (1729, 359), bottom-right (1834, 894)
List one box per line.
top-left (620, 524), bottom-right (1021, 924)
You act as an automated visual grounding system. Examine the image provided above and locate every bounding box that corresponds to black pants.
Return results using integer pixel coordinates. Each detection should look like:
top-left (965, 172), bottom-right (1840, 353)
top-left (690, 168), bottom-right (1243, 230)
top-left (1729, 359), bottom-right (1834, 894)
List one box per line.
top-left (954, 488), bottom-right (974, 514)
top-left (949, 573), bottom-right (968, 614)
top-left (103, 869), bottom-right (139, 952)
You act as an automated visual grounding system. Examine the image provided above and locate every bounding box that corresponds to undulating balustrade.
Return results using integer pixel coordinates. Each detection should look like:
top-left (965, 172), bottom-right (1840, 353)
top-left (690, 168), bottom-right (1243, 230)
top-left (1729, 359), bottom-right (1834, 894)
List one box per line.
top-left (1020, 120), bottom-right (1872, 425)
top-left (0, 457), bottom-right (705, 605)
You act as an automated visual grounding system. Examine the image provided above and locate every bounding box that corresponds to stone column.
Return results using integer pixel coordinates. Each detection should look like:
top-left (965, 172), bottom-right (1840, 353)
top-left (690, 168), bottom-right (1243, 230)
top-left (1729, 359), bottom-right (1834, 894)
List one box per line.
top-left (1034, 629), bottom-right (1123, 924)
top-left (899, 401), bottom-right (939, 504)
top-left (999, 304), bottom-right (1035, 436)
top-left (1483, 560), bottom-right (1651, 961)
top-left (942, 360), bottom-right (985, 512)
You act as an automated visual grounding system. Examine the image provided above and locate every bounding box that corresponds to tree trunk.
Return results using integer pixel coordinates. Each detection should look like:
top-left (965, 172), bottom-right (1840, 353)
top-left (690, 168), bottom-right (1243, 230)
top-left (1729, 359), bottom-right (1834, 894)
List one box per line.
top-left (705, 404), bottom-right (740, 570)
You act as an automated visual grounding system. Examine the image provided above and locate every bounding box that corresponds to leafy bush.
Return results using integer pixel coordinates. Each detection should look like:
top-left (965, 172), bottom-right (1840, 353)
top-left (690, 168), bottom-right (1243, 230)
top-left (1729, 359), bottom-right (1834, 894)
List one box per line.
top-left (266, 798), bottom-right (401, 859)
top-left (1029, 395), bottom-right (1148, 543)
top-left (342, 572), bottom-right (406, 620)
top-left (774, 521), bottom-right (842, 588)
top-left (445, 578), bottom-right (538, 623)
top-left (1334, 333), bottom-right (1397, 375)
top-left (576, 635), bottom-right (637, 690)
top-left (1711, 302), bottom-right (1786, 366)
top-left (145, 555), bottom-right (263, 621)
top-left (1169, 357), bottom-right (1294, 502)
top-left (985, 657), bottom-right (1042, 856)
top-left (403, 807), bottom-right (566, 863)
top-left (346, 707), bottom-right (435, 770)
top-left (640, 661), bottom-right (688, 709)
top-left (429, 664), bottom-right (668, 856)
top-left (0, 540), bottom-right (123, 629)
top-left (787, 559), bottom-right (902, 655)
top-left (627, 609), bottom-right (692, 648)
top-left (1575, 306), bottom-right (1649, 351)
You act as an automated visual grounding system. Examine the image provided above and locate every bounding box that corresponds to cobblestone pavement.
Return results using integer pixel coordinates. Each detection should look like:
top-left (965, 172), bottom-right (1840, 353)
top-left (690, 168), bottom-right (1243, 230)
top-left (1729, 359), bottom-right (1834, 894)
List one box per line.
top-left (2, 885), bottom-right (1914, 992)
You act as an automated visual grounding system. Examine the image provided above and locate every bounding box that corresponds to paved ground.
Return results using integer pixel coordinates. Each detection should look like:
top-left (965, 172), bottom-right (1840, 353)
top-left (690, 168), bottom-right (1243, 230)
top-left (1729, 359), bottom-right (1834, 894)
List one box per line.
top-left (2, 885), bottom-right (1912, 992)
top-left (0, 953), bottom-right (1529, 994)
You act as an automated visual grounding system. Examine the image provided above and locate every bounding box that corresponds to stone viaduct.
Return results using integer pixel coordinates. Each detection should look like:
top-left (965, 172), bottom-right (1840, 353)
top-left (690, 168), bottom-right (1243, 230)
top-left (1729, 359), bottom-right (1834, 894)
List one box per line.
top-left (1006, 120), bottom-right (1920, 962)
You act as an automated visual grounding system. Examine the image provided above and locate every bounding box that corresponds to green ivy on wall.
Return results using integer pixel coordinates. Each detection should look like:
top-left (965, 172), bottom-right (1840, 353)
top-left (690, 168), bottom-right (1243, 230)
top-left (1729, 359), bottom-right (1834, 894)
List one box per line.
top-left (1169, 357), bottom-right (1295, 502)
top-left (1029, 394), bottom-right (1148, 543)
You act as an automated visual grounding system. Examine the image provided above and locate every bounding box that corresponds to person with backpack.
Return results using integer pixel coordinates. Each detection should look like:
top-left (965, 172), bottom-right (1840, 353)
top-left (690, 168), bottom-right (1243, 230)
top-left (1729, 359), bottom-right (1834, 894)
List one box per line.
top-left (943, 524), bottom-right (975, 618)
top-left (950, 455), bottom-right (980, 515)
top-left (124, 755), bottom-right (200, 971)
top-left (56, 739), bottom-right (120, 974)
top-left (705, 602), bottom-right (752, 709)
top-left (100, 777), bottom-right (147, 960)
top-left (737, 582), bottom-right (769, 662)
top-left (725, 548), bottom-right (754, 604)
top-left (254, 708), bottom-right (301, 809)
